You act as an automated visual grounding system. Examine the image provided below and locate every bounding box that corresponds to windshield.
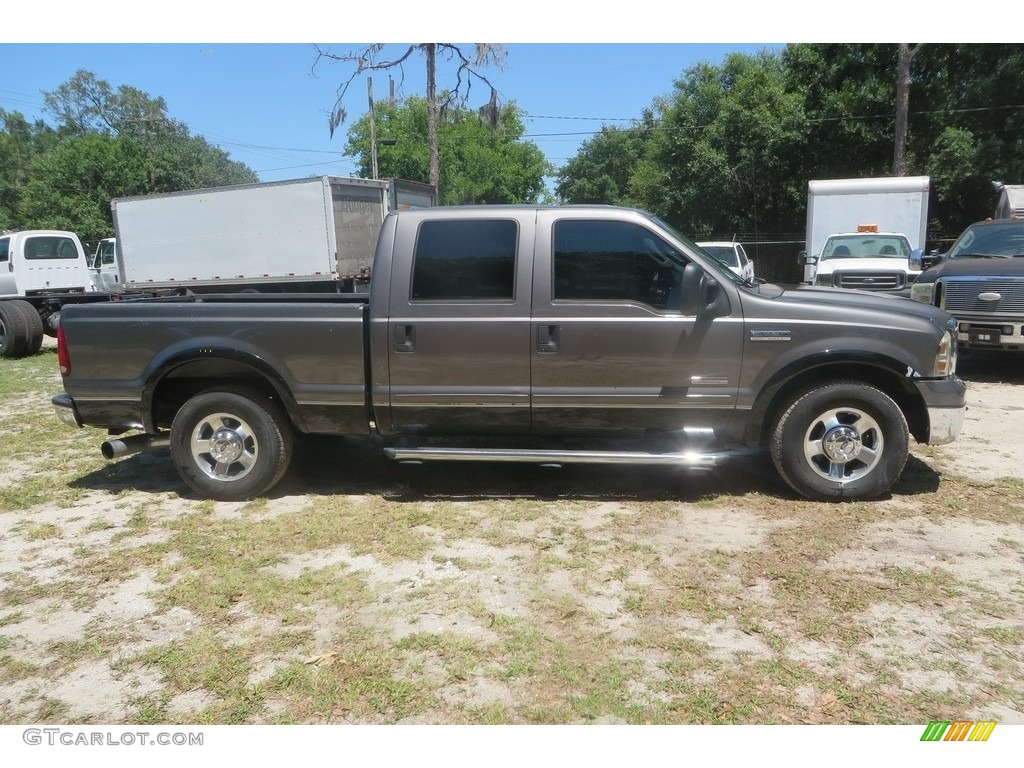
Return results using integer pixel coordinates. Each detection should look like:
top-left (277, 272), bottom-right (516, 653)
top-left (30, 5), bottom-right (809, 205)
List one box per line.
top-left (821, 234), bottom-right (910, 260)
top-left (947, 223), bottom-right (1024, 259)
top-left (698, 245), bottom-right (740, 268)
top-left (648, 215), bottom-right (745, 284)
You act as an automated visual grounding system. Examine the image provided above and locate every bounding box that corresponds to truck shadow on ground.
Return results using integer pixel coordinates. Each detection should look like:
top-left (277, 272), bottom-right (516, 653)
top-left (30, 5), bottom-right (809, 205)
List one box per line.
top-left (70, 434), bottom-right (943, 504)
top-left (956, 351), bottom-right (1024, 385)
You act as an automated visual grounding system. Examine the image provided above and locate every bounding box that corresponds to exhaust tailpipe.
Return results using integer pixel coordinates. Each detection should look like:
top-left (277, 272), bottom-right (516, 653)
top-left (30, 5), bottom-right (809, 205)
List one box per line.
top-left (101, 433), bottom-right (170, 460)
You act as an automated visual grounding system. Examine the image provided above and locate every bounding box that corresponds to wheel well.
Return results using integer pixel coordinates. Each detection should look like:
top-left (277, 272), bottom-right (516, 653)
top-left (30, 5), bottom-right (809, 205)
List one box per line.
top-left (751, 362), bottom-right (929, 447)
top-left (150, 358), bottom-right (297, 431)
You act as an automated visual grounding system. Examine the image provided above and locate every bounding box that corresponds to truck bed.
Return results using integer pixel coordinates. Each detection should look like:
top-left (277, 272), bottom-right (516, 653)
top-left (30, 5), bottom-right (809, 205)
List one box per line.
top-left (58, 293), bottom-right (371, 436)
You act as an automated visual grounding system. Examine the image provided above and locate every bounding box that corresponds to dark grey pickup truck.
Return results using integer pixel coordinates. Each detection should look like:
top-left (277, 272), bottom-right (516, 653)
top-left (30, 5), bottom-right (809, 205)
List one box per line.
top-left (53, 205), bottom-right (966, 502)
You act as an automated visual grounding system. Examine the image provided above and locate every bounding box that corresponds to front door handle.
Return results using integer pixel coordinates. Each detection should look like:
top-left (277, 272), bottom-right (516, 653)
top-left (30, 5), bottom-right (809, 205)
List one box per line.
top-left (393, 324), bottom-right (415, 353)
top-left (537, 324), bottom-right (559, 354)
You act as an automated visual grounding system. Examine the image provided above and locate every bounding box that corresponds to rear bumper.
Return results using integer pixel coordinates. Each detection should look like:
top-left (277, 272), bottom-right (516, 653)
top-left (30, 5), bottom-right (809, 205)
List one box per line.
top-left (52, 392), bottom-right (83, 428)
top-left (914, 377), bottom-right (967, 445)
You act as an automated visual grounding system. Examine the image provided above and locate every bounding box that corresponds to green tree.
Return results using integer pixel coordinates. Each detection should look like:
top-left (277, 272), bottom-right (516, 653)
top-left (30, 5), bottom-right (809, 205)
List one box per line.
top-left (42, 69), bottom-right (181, 138)
top-left (316, 44), bottom-right (505, 190)
top-left (782, 44), bottom-right (898, 184)
top-left (18, 133), bottom-right (148, 241)
top-left (344, 97), bottom-right (551, 204)
top-left (636, 51), bottom-right (807, 239)
top-left (783, 43), bottom-right (1024, 236)
top-left (0, 71), bottom-right (259, 237)
top-left (554, 112), bottom-right (655, 205)
top-left (0, 109), bottom-right (60, 231)
top-left (42, 70), bottom-right (257, 194)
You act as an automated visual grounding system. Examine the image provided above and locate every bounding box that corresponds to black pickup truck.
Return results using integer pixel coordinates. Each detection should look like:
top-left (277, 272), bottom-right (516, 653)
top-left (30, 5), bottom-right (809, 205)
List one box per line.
top-left (53, 205), bottom-right (966, 502)
top-left (911, 217), bottom-right (1024, 352)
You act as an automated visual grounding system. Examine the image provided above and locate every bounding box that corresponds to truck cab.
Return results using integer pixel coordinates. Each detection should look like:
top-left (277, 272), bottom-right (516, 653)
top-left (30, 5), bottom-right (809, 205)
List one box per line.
top-left (803, 225), bottom-right (922, 294)
top-left (0, 230), bottom-right (93, 297)
top-left (89, 237), bottom-right (118, 293)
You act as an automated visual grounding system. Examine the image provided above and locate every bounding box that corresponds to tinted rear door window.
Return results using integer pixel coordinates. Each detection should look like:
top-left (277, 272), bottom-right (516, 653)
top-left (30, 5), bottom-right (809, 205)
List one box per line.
top-left (412, 219), bottom-right (517, 300)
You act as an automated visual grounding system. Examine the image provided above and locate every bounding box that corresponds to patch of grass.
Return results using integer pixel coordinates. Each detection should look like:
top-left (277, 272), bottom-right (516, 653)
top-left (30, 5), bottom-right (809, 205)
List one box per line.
top-left (136, 631), bottom-right (254, 714)
top-left (157, 561), bottom-right (368, 626)
top-left (396, 631), bottom-right (490, 682)
top-left (0, 654), bottom-right (40, 682)
top-left (0, 574), bottom-right (48, 608)
top-left (0, 349), bottom-right (60, 396)
top-left (981, 625), bottom-right (1024, 645)
top-left (0, 612), bottom-right (26, 628)
top-left (0, 474), bottom-right (86, 512)
top-left (264, 628), bottom-right (429, 723)
top-left (45, 637), bottom-right (111, 669)
top-left (24, 523), bottom-right (61, 541)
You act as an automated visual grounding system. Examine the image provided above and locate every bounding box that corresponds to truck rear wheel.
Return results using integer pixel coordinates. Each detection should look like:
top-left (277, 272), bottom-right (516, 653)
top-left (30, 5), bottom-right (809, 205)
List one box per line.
top-left (170, 389), bottom-right (293, 501)
top-left (0, 302), bottom-right (30, 359)
top-left (10, 300), bottom-right (44, 356)
top-left (770, 381), bottom-right (909, 501)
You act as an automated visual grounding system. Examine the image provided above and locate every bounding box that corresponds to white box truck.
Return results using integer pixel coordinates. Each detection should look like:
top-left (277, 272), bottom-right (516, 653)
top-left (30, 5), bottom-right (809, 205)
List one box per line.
top-left (801, 176), bottom-right (930, 294)
top-left (109, 176), bottom-right (436, 294)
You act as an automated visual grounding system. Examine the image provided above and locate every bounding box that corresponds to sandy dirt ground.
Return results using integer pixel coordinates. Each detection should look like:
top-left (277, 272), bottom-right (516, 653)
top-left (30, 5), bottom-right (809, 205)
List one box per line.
top-left (0, 346), bottom-right (1021, 726)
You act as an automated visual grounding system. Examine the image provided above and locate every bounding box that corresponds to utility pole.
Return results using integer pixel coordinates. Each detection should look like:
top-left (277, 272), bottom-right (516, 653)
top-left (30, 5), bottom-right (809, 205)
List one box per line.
top-left (368, 78), bottom-right (379, 180)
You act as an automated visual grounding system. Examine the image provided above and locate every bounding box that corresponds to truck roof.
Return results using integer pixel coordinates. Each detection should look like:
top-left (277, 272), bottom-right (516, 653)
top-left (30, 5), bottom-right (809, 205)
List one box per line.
top-left (825, 231), bottom-right (910, 239)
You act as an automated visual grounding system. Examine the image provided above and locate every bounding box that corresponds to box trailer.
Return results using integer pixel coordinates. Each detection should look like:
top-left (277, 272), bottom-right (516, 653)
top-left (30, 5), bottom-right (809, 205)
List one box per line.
top-left (110, 176), bottom-right (436, 293)
top-left (994, 184), bottom-right (1024, 219)
top-left (801, 176), bottom-right (930, 292)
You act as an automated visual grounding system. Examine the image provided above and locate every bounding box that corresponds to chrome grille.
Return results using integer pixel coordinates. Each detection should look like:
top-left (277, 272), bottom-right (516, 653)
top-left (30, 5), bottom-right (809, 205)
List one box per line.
top-left (836, 272), bottom-right (903, 290)
top-left (940, 278), bottom-right (1024, 315)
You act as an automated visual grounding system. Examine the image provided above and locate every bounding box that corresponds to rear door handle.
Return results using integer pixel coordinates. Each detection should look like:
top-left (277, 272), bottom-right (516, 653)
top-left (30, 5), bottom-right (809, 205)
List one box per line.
top-left (537, 324), bottom-right (559, 353)
top-left (393, 324), bottom-right (415, 353)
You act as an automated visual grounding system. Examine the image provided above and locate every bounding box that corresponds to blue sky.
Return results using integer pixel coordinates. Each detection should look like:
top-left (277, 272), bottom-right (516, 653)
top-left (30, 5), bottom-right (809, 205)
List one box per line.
top-left (2, 4), bottom-right (996, 190)
top-left (2, 42), bottom-right (779, 188)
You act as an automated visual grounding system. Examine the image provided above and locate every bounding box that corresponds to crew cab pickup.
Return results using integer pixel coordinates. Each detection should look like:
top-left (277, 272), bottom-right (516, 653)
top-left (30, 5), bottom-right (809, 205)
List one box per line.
top-left (53, 205), bottom-right (967, 502)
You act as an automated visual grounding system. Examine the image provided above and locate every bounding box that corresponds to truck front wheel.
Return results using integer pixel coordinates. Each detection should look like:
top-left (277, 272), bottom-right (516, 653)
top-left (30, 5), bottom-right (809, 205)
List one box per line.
top-left (170, 389), bottom-right (293, 501)
top-left (770, 381), bottom-right (909, 501)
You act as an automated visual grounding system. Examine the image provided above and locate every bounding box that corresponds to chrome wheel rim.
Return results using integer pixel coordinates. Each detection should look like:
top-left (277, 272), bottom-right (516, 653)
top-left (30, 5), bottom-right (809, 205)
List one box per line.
top-left (802, 406), bottom-right (883, 482)
top-left (189, 412), bottom-right (258, 483)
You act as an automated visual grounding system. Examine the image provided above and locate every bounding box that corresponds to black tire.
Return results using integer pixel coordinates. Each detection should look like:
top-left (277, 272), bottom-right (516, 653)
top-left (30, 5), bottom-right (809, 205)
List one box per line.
top-left (0, 302), bottom-right (29, 359)
top-left (10, 300), bottom-right (44, 356)
top-left (170, 389), bottom-right (293, 501)
top-left (770, 381), bottom-right (909, 501)
top-left (41, 309), bottom-right (59, 338)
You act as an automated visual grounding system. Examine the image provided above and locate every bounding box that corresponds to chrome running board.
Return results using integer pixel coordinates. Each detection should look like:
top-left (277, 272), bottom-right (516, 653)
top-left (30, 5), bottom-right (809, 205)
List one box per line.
top-left (383, 447), bottom-right (747, 467)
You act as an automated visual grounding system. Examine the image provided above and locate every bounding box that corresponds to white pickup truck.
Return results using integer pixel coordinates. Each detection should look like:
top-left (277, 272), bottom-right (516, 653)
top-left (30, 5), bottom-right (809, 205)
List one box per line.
top-left (809, 226), bottom-right (921, 294)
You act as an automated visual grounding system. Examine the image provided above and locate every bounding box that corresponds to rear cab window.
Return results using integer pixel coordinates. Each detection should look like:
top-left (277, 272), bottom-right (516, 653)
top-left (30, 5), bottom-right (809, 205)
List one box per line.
top-left (25, 235), bottom-right (80, 260)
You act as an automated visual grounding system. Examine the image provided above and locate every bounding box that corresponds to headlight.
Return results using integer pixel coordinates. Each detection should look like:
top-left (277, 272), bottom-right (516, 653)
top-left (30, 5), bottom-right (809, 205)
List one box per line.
top-left (933, 330), bottom-right (957, 377)
top-left (815, 274), bottom-right (833, 286)
top-left (910, 281), bottom-right (935, 304)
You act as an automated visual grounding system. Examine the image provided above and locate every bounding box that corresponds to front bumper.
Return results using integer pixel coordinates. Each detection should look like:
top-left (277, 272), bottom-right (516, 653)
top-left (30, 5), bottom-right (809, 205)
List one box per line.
top-left (913, 377), bottom-right (967, 445)
top-left (955, 319), bottom-right (1024, 352)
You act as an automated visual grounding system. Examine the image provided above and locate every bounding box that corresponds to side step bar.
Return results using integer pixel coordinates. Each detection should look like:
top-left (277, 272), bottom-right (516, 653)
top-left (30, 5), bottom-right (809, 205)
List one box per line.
top-left (384, 447), bottom-right (751, 467)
